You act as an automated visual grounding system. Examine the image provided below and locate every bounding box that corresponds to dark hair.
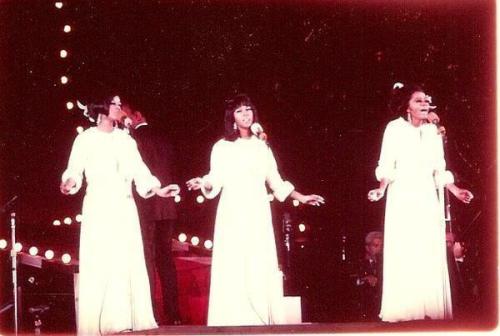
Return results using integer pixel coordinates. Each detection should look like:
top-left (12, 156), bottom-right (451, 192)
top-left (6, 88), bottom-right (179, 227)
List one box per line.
top-left (223, 94), bottom-right (260, 141)
top-left (389, 83), bottom-right (425, 118)
top-left (86, 95), bottom-right (118, 122)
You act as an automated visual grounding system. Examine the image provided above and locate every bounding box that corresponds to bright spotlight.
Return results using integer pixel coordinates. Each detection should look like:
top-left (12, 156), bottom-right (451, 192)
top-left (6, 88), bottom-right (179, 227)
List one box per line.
top-left (63, 25), bottom-right (71, 33)
top-left (29, 246), bottom-right (39, 256)
top-left (174, 195), bottom-right (181, 203)
top-left (75, 214), bottom-right (83, 222)
top-left (268, 194), bottom-right (275, 202)
top-left (61, 253), bottom-right (71, 264)
top-left (60, 49), bottom-right (68, 58)
top-left (55, 2), bottom-right (63, 9)
top-left (66, 101), bottom-right (74, 110)
top-left (76, 126), bottom-right (84, 134)
top-left (196, 195), bottom-right (205, 204)
top-left (298, 223), bottom-right (306, 232)
top-left (14, 242), bottom-right (23, 252)
top-left (204, 240), bottom-right (213, 249)
top-left (0, 239), bottom-right (7, 249)
top-left (178, 233), bottom-right (187, 243)
top-left (63, 217), bottom-right (72, 225)
top-left (292, 199), bottom-right (300, 207)
top-left (60, 76), bottom-right (69, 84)
top-left (45, 250), bottom-right (54, 260)
top-left (53, 219), bottom-right (61, 226)
top-left (191, 236), bottom-right (200, 246)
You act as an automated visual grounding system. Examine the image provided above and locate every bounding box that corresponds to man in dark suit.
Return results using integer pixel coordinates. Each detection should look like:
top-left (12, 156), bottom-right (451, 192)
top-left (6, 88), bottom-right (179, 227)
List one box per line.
top-left (123, 102), bottom-right (181, 325)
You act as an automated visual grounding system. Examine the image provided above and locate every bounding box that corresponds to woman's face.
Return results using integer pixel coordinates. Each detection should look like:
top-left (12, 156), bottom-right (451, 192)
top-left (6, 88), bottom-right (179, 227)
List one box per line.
top-left (107, 95), bottom-right (123, 121)
top-left (233, 105), bottom-right (254, 130)
top-left (406, 91), bottom-right (430, 122)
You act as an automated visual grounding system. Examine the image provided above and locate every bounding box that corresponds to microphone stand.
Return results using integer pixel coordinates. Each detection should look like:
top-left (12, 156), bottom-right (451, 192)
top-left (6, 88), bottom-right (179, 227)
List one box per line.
top-left (10, 212), bottom-right (19, 335)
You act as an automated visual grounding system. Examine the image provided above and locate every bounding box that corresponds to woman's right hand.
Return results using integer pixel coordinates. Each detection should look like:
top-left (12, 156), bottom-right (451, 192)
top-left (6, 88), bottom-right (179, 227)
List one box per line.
top-left (60, 178), bottom-right (76, 195)
top-left (186, 177), bottom-right (203, 191)
top-left (367, 188), bottom-right (385, 202)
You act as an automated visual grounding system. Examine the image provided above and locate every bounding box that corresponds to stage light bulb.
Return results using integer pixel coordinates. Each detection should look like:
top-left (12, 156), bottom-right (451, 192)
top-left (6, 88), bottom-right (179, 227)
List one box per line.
top-left (60, 49), bottom-right (68, 58)
top-left (63, 25), bottom-right (71, 33)
top-left (14, 242), bottom-right (22, 252)
top-left (61, 253), bottom-right (71, 264)
top-left (178, 233), bottom-right (187, 243)
top-left (55, 2), bottom-right (63, 9)
top-left (76, 126), bottom-right (84, 134)
top-left (75, 214), bottom-right (83, 222)
top-left (66, 101), bottom-right (74, 110)
top-left (63, 217), bottom-right (72, 225)
top-left (191, 236), bottom-right (200, 246)
top-left (196, 195), bottom-right (204, 204)
top-left (0, 239), bottom-right (7, 249)
top-left (29, 246), bottom-right (39, 256)
top-left (204, 240), bottom-right (213, 249)
top-left (292, 199), bottom-right (300, 207)
top-left (45, 250), bottom-right (54, 260)
top-left (60, 76), bottom-right (69, 84)
top-left (268, 194), bottom-right (274, 202)
top-left (174, 195), bottom-right (181, 203)
top-left (298, 223), bottom-right (306, 232)
top-left (53, 219), bottom-right (61, 226)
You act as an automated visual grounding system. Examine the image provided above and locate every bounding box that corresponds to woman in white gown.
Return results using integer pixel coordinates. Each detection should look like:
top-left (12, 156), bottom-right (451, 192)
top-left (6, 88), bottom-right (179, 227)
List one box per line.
top-left (368, 83), bottom-right (474, 322)
top-left (186, 94), bottom-right (324, 326)
top-left (60, 95), bottom-right (179, 335)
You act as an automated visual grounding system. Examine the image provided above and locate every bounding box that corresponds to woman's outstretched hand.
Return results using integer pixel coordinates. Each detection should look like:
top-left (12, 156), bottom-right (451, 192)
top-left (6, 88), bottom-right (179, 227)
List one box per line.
top-left (453, 188), bottom-right (474, 204)
top-left (155, 184), bottom-right (181, 198)
top-left (301, 194), bottom-right (325, 207)
top-left (186, 177), bottom-right (203, 191)
top-left (60, 178), bottom-right (76, 195)
top-left (367, 188), bottom-right (385, 202)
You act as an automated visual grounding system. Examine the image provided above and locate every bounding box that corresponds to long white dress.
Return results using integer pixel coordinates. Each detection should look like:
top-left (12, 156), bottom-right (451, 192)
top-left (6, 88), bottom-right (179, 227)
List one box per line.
top-left (376, 117), bottom-right (453, 322)
top-left (62, 127), bottom-right (159, 335)
top-left (201, 136), bottom-right (294, 326)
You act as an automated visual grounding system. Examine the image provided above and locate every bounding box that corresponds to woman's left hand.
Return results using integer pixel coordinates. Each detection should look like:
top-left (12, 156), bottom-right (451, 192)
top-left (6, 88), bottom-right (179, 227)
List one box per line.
top-left (301, 194), bottom-right (325, 207)
top-left (155, 184), bottom-right (181, 198)
top-left (454, 188), bottom-right (474, 204)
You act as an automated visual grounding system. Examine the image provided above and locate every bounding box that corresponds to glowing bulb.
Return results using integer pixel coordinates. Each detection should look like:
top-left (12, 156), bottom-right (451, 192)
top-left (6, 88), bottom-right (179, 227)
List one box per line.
top-left (191, 236), bottom-right (200, 246)
top-left (75, 214), bottom-right (83, 222)
top-left (29, 246), bottom-right (39, 256)
top-left (61, 253), bottom-right (71, 264)
top-left (55, 2), bottom-right (63, 9)
top-left (174, 195), bottom-right (181, 203)
top-left (60, 76), bottom-right (68, 84)
top-left (292, 199), bottom-right (300, 207)
top-left (204, 240), bottom-right (213, 249)
top-left (268, 194), bottom-right (275, 202)
top-left (298, 223), bottom-right (306, 232)
top-left (76, 126), bottom-right (84, 134)
top-left (178, 233), bottom-right (187, 243)
top-left (45, 250), bottom-right (54, 260)
top-left (53, 219), bottom-right (61, 226)
top-left (0, 239), bottom-right (7, 249)
top-left (63, 25), bottom-right (71, 33)
top-left (196, 195), bottom-right (205, 204)
top-left (63, 217), bottom-right (72, 225)
top-left (60, 49), bottom-right (68, 58)
top-left (14, 242), bottom-right (22, 252)
top-left (66, 101), bottom-right (74, 110)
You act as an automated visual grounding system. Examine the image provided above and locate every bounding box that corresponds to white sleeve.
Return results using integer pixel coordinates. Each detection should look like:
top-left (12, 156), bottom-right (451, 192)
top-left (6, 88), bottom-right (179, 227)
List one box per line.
top-left (201, 141), bottom-right (224, 199)
top-left (375, 122), bottom-right (397, 182)
top-left (61, 134), bottom-right (85, 195)
top-left (129, 139), bottom-right (161, 198)
top-left (265, 147), bottom-right (294, 202)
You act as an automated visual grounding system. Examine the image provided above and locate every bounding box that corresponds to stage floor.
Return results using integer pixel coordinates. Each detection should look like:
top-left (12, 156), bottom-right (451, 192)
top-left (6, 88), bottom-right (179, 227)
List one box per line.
top-left (124, 320), bottom-right (497, 335)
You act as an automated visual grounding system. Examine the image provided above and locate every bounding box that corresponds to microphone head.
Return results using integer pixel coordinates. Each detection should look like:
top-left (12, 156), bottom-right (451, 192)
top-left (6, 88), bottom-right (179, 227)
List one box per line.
top-left (250, 122), bottom-right (264, 136)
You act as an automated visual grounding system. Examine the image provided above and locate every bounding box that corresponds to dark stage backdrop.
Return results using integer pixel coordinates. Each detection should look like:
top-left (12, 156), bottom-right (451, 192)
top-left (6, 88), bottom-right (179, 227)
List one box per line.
top-left (0, 0), bottom-right (496, 328)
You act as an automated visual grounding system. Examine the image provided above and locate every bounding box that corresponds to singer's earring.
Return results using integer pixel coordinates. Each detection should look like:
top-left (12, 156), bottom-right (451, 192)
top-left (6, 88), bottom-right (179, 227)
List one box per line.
top-left (407, 112), bottom-right (412, 123)
top-left (97, 113), bottom-right (102, 125)
top-left (233, 122), bottom-right (237, 130)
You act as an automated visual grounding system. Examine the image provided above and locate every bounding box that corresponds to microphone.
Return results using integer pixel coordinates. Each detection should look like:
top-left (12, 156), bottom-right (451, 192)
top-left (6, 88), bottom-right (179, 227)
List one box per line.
top-left (250, 122), bottom-right (268, 141)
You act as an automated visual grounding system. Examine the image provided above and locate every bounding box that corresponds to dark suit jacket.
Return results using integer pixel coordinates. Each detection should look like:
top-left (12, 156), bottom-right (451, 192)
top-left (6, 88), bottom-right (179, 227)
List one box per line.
top-left (132, 124), bottom-right (177, 221)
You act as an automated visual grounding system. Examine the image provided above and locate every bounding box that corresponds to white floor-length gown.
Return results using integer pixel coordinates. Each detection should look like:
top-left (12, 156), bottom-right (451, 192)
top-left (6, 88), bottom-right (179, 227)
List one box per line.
top-left (376, 117), bottom-right (453, 322)
top-left (62, 127), bottom-right (159, 335)
top-left (201, 136), bottom-right (294, 326)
